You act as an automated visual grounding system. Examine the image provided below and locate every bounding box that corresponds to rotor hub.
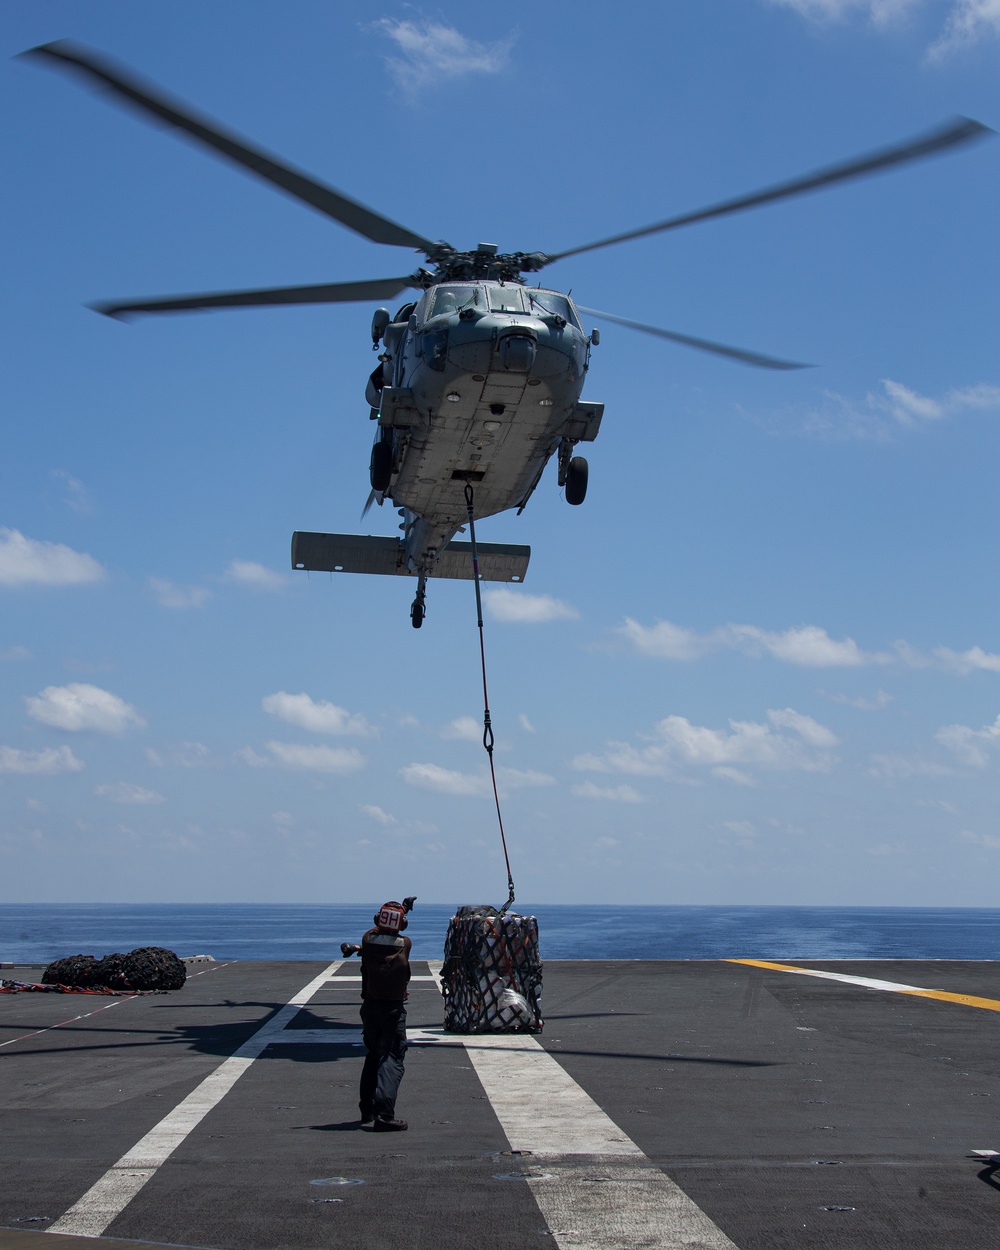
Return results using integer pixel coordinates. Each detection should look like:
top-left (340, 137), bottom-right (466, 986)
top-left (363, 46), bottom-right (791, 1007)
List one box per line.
top-left (417, 248), bottom-right (552, 287)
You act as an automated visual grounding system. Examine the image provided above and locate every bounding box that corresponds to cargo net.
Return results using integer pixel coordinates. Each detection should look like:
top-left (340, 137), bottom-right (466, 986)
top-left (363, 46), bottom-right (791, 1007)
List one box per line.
top-left (0, 947), bottom-right (188, 995)
top-left (441, 906), bottom-right (542, 1033)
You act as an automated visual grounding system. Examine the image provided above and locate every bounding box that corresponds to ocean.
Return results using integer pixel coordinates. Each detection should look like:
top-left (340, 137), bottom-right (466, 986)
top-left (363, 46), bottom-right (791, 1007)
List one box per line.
top-left (3, 903), bottom-right (1000, 966)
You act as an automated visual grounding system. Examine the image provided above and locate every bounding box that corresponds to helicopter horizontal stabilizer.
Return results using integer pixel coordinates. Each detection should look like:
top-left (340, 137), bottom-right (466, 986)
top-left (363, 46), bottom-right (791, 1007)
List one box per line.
top-left (291, 532), bottom-right (530, 583)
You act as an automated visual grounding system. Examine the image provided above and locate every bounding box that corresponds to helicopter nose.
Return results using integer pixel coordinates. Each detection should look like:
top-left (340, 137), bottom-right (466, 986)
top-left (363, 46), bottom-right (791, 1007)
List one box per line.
top-left (498, 333), bottom-right (536, 373)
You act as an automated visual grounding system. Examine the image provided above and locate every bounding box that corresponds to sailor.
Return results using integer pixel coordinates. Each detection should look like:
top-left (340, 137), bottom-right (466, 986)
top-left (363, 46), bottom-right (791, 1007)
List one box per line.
top-left (358, 900), bottom-right (412, 1131)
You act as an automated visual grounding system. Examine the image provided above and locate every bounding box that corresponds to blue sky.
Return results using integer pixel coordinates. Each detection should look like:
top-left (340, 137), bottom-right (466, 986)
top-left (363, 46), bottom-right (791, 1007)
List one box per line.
top-left (2, 1), bottom-right (999, 906)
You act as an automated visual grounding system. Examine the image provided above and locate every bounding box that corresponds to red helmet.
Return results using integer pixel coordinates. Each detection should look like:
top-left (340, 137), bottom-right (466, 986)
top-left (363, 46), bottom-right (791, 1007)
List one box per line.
top-left (375, 901), bottom-right (407, 933)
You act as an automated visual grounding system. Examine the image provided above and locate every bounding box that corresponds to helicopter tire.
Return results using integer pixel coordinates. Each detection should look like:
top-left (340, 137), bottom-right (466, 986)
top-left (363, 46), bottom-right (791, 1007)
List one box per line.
top-left (565, 456), bottom-right (589, 505)
top-left (410, 599), bottom-right (425, 629)
top-left (370, 438), bottom-right (393, 493)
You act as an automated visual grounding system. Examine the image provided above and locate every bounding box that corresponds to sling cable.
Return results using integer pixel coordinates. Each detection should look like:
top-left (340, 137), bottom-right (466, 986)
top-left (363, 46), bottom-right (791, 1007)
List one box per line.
top-left (463, 480), bottom-right (516, 917)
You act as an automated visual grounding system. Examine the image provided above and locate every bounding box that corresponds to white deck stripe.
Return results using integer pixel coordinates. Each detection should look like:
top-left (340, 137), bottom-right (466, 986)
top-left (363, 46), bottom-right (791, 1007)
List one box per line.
top-left (325, 975), bottom-right (440, 982)
top-left (732, 962), bottom-right (929, 993)
top-left (426, 960), bottom-right (738, 1249)
top-left (48, 961), bottom-right (342, 1238)
top-left (463, 1032), bottom-right (641, 1156)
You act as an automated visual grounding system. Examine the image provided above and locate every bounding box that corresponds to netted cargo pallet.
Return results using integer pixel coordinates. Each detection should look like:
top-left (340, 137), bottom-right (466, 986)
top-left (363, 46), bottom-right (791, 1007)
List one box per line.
top-left (41, 946), bottom-right (186, 992)
top-left (441, 905), bottom-right (542, 1033)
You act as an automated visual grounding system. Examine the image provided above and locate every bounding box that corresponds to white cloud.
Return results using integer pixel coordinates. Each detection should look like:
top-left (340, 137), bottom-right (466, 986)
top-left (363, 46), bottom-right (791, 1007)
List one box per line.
top-left (401, 762), bottom-right (486, 796)
top-left (0, 529), bottom-right (106, 588)
top-left (933, 646), bottom-right (1000, 675)
top-left (519, 714), bottom-right (536, 734)
top-left (497, 766), bottom-right (557, 789)
top-left (485, 587), bottom-right (580, 624)
top-left (264, 741), bottom-right (366, 774)
top-left (574, 708), bottom-right (839, 783)
top-left (441, 715), bottom-right (481, 741)
top-left (727, 624), bottom-right (882, 667)
top-left (0, 645), bottom-right (31, 662)
top-left (936, 714), bottom-right (1000, 768)
top-left (572, 780), bottom-right (645, 804)
top-left (224, 560), bottom-right (288, 591)
top-left (928, 0), bottom-right (1000, 57)
top-left (867, 841), bottom-right (907, 855)
top-left (620, 618), bottom-right (1000, 677)
top-left (149, 577), bottom-right (212, 609)
top-left (52, 470), bottom-right (93, 515)
top-left (961, 829), bottom-right (1000, 850)
top-left (236, 746), bottom-right (271, 768)
top-left (25, 684), bottom-right (145, 734)
top-left (771, 379), bottom-right (1000, 442)
top-left (372, 18), bottom-right (514, 95)
top-left (361, 803), bottom-right (397, 825)
top-left (917, 798), bottom-right (959, 812)
top-left (262, 691), bottom-right (373, 736)
top-left (867, 752), bottom-right (956, 779)
top-left (713, 766), bottom-right (757, 786)
top-left (768, 706), bottom-right (840, 747)
top-left (619, 619), bottom-right (710, 660)
top-left (620, 618), bottom-right (888, 667)
top-left (400, 761), bottom-right (554, 796)
top-left (769, 0), bottom-right (1000, 55)
top-left (94, 782), bottom-right (165, 805)
top-left (879, 379), bottom-right (1000, 428)
top-left (827, 689), bottom-right (893, 710)
top-left (146, 741), bottom-right (214, 768)
top-left (0, 745), bottom-right (83, 775)
top-left (767, 0), bottom-right (918, 23)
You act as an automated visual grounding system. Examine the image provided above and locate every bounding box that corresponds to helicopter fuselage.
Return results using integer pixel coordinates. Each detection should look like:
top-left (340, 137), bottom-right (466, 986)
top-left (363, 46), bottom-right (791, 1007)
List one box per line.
top-left (27, 40), bottom-right (988, 627)
top-left (370, 280), bottom-right (603, 583)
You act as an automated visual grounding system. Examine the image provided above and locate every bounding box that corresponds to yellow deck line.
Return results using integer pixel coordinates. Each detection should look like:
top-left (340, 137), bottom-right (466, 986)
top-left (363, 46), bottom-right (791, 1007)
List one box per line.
top-left (728, 958), bottom-right (1000, 1014)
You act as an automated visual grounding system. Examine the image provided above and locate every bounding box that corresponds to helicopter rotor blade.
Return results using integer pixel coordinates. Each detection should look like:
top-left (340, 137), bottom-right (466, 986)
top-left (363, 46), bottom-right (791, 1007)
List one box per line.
top-left (577, 305), bottom-right (812, 370)
top-left (92, 276), bottom-right (419, 320)
top-left (361, 490), bottom-right (383, 520)
top-left (23, 40), bottom-right (437, 252)
top-left (547, 117), bottom-right (993, 264)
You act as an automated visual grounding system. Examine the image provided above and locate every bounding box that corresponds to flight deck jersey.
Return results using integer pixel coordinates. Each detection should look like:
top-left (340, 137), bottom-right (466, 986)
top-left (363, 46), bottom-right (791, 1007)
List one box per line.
top-left (360, 928), bottom-right (412, 1002)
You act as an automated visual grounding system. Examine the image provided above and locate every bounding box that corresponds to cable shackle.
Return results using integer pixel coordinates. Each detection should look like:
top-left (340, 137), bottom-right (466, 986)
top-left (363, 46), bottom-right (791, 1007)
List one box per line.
top-left (464, 479), bottom-right (515, 916)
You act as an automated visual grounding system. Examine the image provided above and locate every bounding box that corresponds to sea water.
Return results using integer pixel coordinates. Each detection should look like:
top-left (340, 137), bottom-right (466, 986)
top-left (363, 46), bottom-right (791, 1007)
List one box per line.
top-left (3, 903), bottom-right (1000, 965)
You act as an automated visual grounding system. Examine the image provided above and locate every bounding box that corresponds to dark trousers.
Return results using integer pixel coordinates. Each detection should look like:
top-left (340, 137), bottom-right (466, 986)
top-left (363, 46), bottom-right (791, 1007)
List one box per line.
top-left (360, 999), bottom-right (407, 1120)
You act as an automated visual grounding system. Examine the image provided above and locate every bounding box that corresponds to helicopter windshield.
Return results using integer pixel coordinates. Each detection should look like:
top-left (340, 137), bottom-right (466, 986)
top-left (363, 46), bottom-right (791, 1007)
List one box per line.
top-left (526, 290), bottom-right (580, 327)
top-left (429, 285), bottom-right (480, 316)
top-left (486, 285), bottom-right (526, 314)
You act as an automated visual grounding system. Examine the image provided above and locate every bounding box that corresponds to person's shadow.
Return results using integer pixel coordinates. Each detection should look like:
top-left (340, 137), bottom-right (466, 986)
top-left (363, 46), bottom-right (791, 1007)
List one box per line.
top-left (978, 1162), bottom-right (1000, 1192)
top-left (298, 1119), bottom-right (365, 1133)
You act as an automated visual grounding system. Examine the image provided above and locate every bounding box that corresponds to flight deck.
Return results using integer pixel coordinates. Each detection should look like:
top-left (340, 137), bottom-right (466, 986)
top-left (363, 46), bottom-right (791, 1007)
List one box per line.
top-left (4, 958), bottom-right (1000, 1250)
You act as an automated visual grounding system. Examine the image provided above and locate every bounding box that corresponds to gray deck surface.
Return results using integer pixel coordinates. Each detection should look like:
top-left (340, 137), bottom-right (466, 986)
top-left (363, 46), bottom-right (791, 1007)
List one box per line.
top-left (3, 958), bottom-right (1000, 1249)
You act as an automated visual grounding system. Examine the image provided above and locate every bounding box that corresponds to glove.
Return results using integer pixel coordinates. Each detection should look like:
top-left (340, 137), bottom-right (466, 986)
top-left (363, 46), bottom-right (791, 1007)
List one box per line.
top-left (340, 942), bottom-right (360, 958)
top-left (402, 896), bottom-right (417, 912)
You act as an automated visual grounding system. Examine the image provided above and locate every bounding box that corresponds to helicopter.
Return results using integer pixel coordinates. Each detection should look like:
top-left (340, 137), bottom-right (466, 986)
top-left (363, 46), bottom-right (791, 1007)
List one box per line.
top-left (25, 41), bottom-right (992, 627)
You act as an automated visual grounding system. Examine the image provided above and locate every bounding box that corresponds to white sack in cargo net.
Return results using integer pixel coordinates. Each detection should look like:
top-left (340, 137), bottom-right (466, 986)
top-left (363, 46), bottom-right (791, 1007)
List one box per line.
top-left (441, 905), bottom-right (542, 1033)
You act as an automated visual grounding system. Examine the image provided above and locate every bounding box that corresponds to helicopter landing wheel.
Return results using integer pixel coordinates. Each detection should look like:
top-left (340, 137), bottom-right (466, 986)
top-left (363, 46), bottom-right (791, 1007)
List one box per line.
top-left (410, 598), bottom-right (425, 629)
top-left (566, 455), bottom-right (588, 505)
top-left (370, 438), bottom-right (392, 493)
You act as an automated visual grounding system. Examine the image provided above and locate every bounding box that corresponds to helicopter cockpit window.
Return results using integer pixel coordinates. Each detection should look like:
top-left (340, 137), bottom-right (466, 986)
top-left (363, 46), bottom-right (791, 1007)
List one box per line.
top-left (430, 285), bottom-right (480, 317)
top-left (487, 285), bottom-right (526, 314)
top-left (527, 290), bottom-right (579, 327)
